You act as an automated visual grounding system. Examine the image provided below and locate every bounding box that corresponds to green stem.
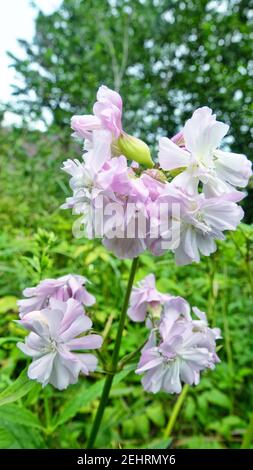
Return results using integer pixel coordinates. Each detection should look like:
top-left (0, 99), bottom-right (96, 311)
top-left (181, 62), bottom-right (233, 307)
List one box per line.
top-left (164, 384), bottom-right (189, 438)
top-left (44, 394), bottom-right (51, 430)
top-left (87, 257), bottom-right (139, 448)
top-left (118, 340), bottom-right (146, 370)
top-left (241, 413), bottom-right (253, 449)
top-left (222, 266), bottom-right (234, 376)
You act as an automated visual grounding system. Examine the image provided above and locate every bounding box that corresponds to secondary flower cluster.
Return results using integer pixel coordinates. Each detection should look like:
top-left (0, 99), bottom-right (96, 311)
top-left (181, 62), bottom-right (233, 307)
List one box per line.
top-left (128, 275), bottom-right (221, 394)
top-left (17, 275), bottom-right (103, 390)
top-left (62, 85), bottom-right (252, 264)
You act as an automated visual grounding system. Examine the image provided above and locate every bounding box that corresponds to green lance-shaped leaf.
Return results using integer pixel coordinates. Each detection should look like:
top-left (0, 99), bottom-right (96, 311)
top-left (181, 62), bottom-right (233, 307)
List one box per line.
top-left (0, 368), bottom-right (36, 407)
top-left (0, 404), bottom-right (42, 429)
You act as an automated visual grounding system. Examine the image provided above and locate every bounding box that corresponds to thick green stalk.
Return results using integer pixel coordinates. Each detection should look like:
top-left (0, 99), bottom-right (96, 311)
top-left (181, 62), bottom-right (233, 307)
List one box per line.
top-left (87, 257), bottom-right (139, 448)
top-left (164, 384), bottom-right (189, 438)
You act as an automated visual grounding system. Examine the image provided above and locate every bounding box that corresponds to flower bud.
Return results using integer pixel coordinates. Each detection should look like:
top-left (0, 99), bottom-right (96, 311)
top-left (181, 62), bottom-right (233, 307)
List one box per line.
top-left (117, 133), bottom-right (154, 168)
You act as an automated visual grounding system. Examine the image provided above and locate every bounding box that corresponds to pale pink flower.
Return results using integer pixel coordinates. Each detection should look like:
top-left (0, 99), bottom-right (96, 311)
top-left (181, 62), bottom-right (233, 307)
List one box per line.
top-left (148, 184), bottom-right (244, 265)
top-left (18, 274), bottom-right (95, 318)
top-left (136, 298), bottom-right (220, 394)
top-left (71, 85), bottom-right (122, 141)
top-left (102, 172), bottom-right (166, 259)
top-left (17, 298), bottom-right (103, 390)
top-left (62, 149), bottom-right (149, 245)
top-left (102, 195), bottom-right (149, 259)
top-left (159, 107), bottom-right (252, 196)
top-left (127, 274), bottom-right (170, 322)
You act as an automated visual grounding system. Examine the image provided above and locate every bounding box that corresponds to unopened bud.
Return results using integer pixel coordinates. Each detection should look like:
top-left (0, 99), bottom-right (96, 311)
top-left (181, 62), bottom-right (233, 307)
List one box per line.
top-left (117, 133), bottom-right (154, 168)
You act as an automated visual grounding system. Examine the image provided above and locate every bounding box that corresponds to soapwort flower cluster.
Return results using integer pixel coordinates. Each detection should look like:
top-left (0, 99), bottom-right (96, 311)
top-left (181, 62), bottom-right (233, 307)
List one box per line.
top-left (17, 275), bottom-right (103, 390)
top-left (62, 85), bottom-right (251, 265)
top-left (128, 274), bottom-right (221, 394)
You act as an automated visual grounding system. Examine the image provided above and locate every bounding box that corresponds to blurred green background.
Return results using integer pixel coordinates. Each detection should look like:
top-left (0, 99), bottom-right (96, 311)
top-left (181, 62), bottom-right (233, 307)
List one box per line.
top-left (0, 0), bottom-right (252, 449)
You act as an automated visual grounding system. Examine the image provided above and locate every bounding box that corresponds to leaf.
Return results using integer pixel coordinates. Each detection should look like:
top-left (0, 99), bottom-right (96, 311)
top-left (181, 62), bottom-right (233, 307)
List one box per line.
top-left (141, 438), bottom-right (172, 449)
top-left (133, 414), bottom-right (150, 437)
top-left (0, 296), bottom-right (18, 314)
top-left (52, 365), bottom-right (135, 429)
top-left (0, 369), bottom-right (36, 407)
top-left (184, 396), bottom-right (196, 421)
top-left (122, 418), bottom-right (135, 438)
top-left (0, 404), bottom-right (42, 429)
top-left (146, 403), bottom-right (166, 427)
top-left (183, 436), bottom-right (224, 449)
top-left (206, 390), bottom-right (231, 410)
top-left (0, 427), bottom-right (13, 448)
top-left (208, 415), bottom-right (246, 438)
top-left (0, 422), bottom-right (45, 449)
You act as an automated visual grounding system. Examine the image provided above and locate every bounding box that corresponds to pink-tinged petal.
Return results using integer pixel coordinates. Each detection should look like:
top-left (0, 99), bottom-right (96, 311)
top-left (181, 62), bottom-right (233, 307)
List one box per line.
top-left (71, 115), bottom-right (102, 138)
top-left (170, 298), bottom-right (189, 319)
top-left (19, 311), bottom-right (50, 337)
top-left (28, 352), bottom-right (56, 386)
top-left (220, 191), bottom-right (245, 203)
top-left (214, 149), bottom-right (252, 188)
top-left (80, 291), bottom-right (96, 306)
top-left (66, 334), bottom-right (103, 350)
top-left (179, 361), bottom-right (196, 385)
top-left (141, 366), bottom-right (165, 393)
top-left (18, 274), bottom-right (95, 317)
top-left (17, 340), bottom-right (42, 358)
top-left (181, 348), bottom-right (210, 367)
top-left (201, 198), bottom-right (244, 232)
top-left (174, 246), bottom-right (193, 266)
top-left (127, 303), bottom-right (147, 322)
top-left (192, 307), bottom-right (207, 322)
top-left (93, 102), bottom-right (122, 137)
top-left (50, 353), bottom-right (80, 389)
top-left (171, 170), bottom-right (199, 195)
top-left (183, 107), bottom-right (229, 163)
top-left (196, 233), bottom-right (217, 257)
top-left (183, 227), bottom-right (200, 262)
top-left (144, 274), bottom-right (156, 288)
top-left (103, 236), bottom-right (146, 259)
top-left (128, 274), bottom-right (169, 323)
top-left (159, 137), bottom-right (190, 170)
top-left (140, 173), bottom-right (165, 201)
top-left (162, 360), bottom-right (182, 394)
top-left (59, 298), bottom-right (86, 333)
top-left (75, 353), bottom-right (98, 373)
top-left (171, 131), bottom-right (185, 147)
top-left (41, 307), bottom-right (64, 338)
top-left (18, 297), bottom-right (45, 318)
top-left (60, 315), bottom-right (92, 342)
top-left (136, 356), bottom-right (163, 374)
top-left (137, 289), bottom-right (220, 394)
top-left (94, 85), bottom-right (122, 138)
top-left (142, 330), bottom-right (158, 352)
top-left (90, 129), bottom-right (112, 173)
top-left (96, 85), bottom-right (122, 110)
top-left (17, 332), bottom-right (49, 358)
